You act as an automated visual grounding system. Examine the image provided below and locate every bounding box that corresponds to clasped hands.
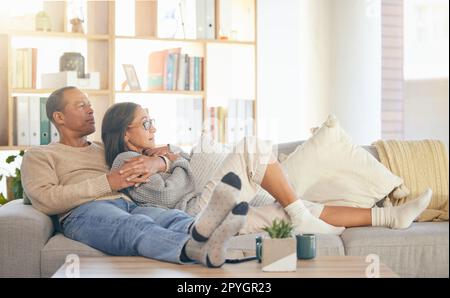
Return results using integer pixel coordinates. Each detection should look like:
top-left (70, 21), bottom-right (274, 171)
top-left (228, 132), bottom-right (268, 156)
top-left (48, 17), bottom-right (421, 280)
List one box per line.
top-left (107, 145), bottom-right (180, 191)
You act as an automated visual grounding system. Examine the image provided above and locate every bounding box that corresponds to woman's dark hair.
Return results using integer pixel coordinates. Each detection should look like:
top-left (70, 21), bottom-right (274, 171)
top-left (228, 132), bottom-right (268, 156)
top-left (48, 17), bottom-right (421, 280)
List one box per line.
top-left (102, 102), bottom-right (139, 168)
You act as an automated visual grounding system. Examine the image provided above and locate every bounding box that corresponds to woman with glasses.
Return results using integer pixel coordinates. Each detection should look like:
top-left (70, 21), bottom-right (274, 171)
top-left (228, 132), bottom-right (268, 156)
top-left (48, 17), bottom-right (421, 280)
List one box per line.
top-left (101, 102), bottom-right (432, 236)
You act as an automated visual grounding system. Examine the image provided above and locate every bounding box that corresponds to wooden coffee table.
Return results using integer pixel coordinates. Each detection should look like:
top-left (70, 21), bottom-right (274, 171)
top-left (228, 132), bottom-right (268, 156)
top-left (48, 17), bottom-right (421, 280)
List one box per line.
top-left (52, 256), bottom-right (398, 278)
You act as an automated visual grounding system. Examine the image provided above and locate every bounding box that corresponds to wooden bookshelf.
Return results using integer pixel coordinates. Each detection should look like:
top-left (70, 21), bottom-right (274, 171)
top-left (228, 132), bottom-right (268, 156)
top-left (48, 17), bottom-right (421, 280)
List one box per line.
top-left (0, 0), bottom-right (257, 150)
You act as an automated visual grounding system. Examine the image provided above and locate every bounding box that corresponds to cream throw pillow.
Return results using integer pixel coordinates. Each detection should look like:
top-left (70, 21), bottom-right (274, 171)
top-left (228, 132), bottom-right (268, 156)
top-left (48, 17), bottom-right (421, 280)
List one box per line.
top-left (280, 115), bottom-right (404, 208)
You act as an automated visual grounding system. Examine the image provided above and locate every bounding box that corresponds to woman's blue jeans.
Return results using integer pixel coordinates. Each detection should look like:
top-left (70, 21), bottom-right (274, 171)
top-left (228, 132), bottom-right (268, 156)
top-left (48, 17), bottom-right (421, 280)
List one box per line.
top-left (61, 198), bottom-right (194, 264)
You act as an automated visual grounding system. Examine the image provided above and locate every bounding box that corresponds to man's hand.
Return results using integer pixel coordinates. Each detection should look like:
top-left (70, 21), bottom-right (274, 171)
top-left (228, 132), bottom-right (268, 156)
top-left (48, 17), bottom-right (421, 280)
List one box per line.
top-left (106, 156), bottom-right (166, 191)
top-left (106, 169), bottom-right (140, 191)
top-left (121, 155), bottom-right (165, 182)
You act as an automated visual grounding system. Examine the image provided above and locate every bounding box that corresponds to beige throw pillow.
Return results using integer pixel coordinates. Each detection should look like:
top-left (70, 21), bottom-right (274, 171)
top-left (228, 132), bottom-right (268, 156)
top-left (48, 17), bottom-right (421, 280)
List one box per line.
top-left (280, 115), bottom-right (404, 208)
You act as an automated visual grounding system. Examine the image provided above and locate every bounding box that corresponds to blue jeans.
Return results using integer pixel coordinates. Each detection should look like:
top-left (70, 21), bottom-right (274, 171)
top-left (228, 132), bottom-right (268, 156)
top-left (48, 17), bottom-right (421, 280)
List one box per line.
top-left (62, 198), bottom-right (194, 264)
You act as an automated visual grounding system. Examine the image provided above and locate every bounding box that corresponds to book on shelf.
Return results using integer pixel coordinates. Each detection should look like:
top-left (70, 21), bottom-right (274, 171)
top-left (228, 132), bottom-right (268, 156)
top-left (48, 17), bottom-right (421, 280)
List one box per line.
top-left (148, 48), bottom-right (203, 92)
top-left (13, 48), bottom-right (37, 89)
top-left (163, 48), bottom-right (182, 91)
top-left (148, 50), bottom-right (167, 90)
top-left (207, 100), bottom-right (254, 145)
top-left (14, 96), bottom-right (53, 146)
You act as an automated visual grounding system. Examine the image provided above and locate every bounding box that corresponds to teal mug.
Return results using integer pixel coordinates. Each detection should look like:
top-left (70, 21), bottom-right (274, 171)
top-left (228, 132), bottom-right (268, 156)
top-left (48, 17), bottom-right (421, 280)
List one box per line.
top-left (296, 234), bottom-right (316, 259)
top-left (255, 235), bottom-right (262, 263)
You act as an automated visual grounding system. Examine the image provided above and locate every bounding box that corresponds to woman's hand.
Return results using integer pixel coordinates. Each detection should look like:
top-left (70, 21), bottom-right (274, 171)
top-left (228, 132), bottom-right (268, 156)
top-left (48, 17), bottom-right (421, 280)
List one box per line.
top-left (143, 145), bottom-right (170, 157)
top-left (164, 152), bottom-right (180, 162)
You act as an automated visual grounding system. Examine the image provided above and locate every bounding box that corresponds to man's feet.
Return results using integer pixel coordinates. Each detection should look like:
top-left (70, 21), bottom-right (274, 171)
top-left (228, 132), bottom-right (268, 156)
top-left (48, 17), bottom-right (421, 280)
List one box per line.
top-left (372, 188), bottom-right (432, 229)
top-left (285, 200), bottom-right (345, 235)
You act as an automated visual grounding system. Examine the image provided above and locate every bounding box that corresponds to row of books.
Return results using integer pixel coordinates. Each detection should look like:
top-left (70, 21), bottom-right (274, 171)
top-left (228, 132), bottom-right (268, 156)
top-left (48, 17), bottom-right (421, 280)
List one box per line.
top-left (148, 48), bottom-right (204, 91)
top-left (207, 99), bottom-right (255, 144)
top-left (13, 48), bottom-right (37, 88)
top-left (14, 96), bottom-right (59, 146)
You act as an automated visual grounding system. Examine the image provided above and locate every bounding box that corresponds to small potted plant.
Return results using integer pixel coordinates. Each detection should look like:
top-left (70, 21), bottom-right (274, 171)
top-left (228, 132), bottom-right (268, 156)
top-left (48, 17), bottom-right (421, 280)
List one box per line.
top-left (261, 219), bottom-right (297, 272)
top-left (0, 151), bottom-right (25, 205)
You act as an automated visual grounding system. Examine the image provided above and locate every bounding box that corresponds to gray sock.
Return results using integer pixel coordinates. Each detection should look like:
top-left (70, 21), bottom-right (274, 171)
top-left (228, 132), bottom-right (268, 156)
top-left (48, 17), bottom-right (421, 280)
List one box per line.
top-left (185, 202), bottom-right (249, 267)
top-left (191, 172), bottom-right (241, 242)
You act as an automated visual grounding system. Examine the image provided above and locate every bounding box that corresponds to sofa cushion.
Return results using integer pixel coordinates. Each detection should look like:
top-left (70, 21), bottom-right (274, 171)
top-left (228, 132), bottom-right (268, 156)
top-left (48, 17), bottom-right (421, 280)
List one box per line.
top-left (280, 115), bottom-right (403, 208)
top-left (341, 222), bottom-right (449, 277)
top-left (0, 199), bottom-right (53, 277)
top-left (41, 233), bottom-right (105, 278)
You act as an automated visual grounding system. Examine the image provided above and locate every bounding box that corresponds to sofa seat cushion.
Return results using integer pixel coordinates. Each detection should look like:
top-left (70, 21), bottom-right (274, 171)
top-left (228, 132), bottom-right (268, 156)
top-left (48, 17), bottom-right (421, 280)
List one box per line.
top-left (41, 233), bottom-right (105, 278)
top-left (341, 222), bottom-right (449, 277)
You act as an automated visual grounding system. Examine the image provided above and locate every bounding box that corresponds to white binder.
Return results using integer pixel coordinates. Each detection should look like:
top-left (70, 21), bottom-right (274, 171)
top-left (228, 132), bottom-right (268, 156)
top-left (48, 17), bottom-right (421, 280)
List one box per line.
top-left (28, 96), bottom-right (41, 145)
top-left (50, 122), bottom-right (60, 143)
top-left (16, 96), bottom-right (29, 146)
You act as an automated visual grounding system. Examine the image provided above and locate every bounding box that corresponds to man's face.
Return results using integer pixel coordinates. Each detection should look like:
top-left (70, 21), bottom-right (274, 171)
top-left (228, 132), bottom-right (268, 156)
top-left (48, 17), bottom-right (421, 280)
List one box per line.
top-left (58, 88), bottom-right (95, 137)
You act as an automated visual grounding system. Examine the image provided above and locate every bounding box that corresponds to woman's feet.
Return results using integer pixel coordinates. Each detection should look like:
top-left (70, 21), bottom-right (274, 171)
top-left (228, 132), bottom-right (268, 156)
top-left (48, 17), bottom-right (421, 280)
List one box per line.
top-left (372, 188), bottom-right (432, 229)
top-left (285, 200), bottom-right (346, 235)
top-left (185, 172), bottom-right (248, 267)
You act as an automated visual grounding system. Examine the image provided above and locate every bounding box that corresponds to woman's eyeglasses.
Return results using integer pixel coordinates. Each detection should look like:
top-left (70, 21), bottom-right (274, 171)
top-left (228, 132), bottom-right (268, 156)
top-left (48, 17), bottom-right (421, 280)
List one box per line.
top-left (129, 119), bottom-right (155, 131)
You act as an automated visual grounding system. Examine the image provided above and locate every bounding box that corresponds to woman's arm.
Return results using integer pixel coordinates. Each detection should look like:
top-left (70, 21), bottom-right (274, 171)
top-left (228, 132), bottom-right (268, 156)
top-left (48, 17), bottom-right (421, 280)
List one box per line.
top-left (111, 151), bottom-right (196, 209)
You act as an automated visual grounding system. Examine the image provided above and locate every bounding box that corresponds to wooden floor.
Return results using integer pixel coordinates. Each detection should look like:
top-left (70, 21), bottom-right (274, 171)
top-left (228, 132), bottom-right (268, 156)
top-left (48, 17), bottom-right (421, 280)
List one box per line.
top-left (53, 256), bottom-right (398, 278)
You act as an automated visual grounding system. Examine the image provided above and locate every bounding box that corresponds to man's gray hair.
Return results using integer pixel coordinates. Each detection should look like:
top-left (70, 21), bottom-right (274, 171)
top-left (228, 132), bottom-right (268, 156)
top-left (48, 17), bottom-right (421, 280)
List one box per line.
top-left (46, 86), bottom-right (76, 124)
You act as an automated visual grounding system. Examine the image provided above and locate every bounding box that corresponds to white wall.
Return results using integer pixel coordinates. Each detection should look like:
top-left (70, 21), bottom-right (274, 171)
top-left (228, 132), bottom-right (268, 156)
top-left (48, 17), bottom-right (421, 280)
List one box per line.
top-left (257, 0), bottom-right (304, 143)
top-left (257, 0), bottom-right (382, 145)
top-left (404, 79), bottom-right (449, 147)
top-left (328, 0), bottom-right (382, 145)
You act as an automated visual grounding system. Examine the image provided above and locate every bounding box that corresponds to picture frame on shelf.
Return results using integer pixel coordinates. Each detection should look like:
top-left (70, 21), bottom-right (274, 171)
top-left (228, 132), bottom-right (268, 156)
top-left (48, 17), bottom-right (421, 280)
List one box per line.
top-left (122, 64), bottom-right (141, 91)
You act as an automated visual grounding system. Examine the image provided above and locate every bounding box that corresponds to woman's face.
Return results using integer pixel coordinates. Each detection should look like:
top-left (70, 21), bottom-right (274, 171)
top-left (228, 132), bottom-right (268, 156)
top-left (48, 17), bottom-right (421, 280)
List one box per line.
top-left (125, 106), bottom-right (156, 152)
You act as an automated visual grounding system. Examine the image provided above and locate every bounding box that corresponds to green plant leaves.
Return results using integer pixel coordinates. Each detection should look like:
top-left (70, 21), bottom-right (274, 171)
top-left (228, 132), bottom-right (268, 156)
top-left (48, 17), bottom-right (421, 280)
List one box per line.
top-left (2, 151), bottom-right (24, 200)
top-left (262, 218), bottom-right (294, 239)
top-left (6, 155), bottom-right (16, 164)
top-left (0, 193), bottom-right (7, 205)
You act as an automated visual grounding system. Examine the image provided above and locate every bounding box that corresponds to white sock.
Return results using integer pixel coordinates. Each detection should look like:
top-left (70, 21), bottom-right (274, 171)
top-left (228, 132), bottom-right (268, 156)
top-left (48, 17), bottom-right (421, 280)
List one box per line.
top-left (372, 188), bottom-right (432, 229)
top-left (285, 200), bottom-right (345, 235)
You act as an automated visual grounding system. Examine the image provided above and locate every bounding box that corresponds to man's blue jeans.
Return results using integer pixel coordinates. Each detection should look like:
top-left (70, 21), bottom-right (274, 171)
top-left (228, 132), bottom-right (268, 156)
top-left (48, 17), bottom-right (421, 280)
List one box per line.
top-left (62, 198), bottom-right (194, 264)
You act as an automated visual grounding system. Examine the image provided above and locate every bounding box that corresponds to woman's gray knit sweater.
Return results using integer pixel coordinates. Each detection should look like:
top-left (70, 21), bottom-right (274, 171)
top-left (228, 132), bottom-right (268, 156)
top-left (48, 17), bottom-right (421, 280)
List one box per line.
top-left (111, 146), bottom-right (226, 215)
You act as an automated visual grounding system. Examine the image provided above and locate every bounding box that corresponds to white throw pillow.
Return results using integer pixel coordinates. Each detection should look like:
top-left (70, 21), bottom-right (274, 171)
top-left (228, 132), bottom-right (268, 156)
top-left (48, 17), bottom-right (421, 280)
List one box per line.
top-left (280, 115), bottom-right (404, 208)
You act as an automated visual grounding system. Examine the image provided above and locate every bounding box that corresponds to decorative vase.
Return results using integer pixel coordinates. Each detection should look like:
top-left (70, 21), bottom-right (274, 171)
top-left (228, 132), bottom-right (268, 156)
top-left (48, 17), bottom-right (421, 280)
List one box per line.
top-left (35, 11), bottom-right (52, 32)
top-left (261, 237), bottom-right (297, 272)
top-left (60, 52), bottom-right (85, 79)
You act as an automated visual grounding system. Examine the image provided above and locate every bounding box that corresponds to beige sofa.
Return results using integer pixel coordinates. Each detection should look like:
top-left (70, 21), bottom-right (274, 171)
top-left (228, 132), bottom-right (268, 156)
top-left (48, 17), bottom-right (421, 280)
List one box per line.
top-left (0, 141), bottom-right (448, 277)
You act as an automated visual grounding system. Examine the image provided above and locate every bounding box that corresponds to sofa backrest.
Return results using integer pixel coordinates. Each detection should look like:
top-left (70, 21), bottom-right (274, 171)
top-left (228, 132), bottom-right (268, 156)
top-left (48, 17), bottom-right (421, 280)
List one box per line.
top-left (276, 141), bottom-right (380, 161)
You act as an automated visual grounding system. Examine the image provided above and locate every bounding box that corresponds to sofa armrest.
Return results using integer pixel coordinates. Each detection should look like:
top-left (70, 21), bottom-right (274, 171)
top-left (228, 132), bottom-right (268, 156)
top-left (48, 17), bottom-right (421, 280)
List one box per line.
top-left (0, 199), bottom-right (54, 277)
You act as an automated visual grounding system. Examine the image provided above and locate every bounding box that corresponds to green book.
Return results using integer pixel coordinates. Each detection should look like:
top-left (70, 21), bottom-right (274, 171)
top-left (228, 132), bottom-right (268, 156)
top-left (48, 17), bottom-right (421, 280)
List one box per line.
top-left (40, 97), bottom-right (51, 145)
